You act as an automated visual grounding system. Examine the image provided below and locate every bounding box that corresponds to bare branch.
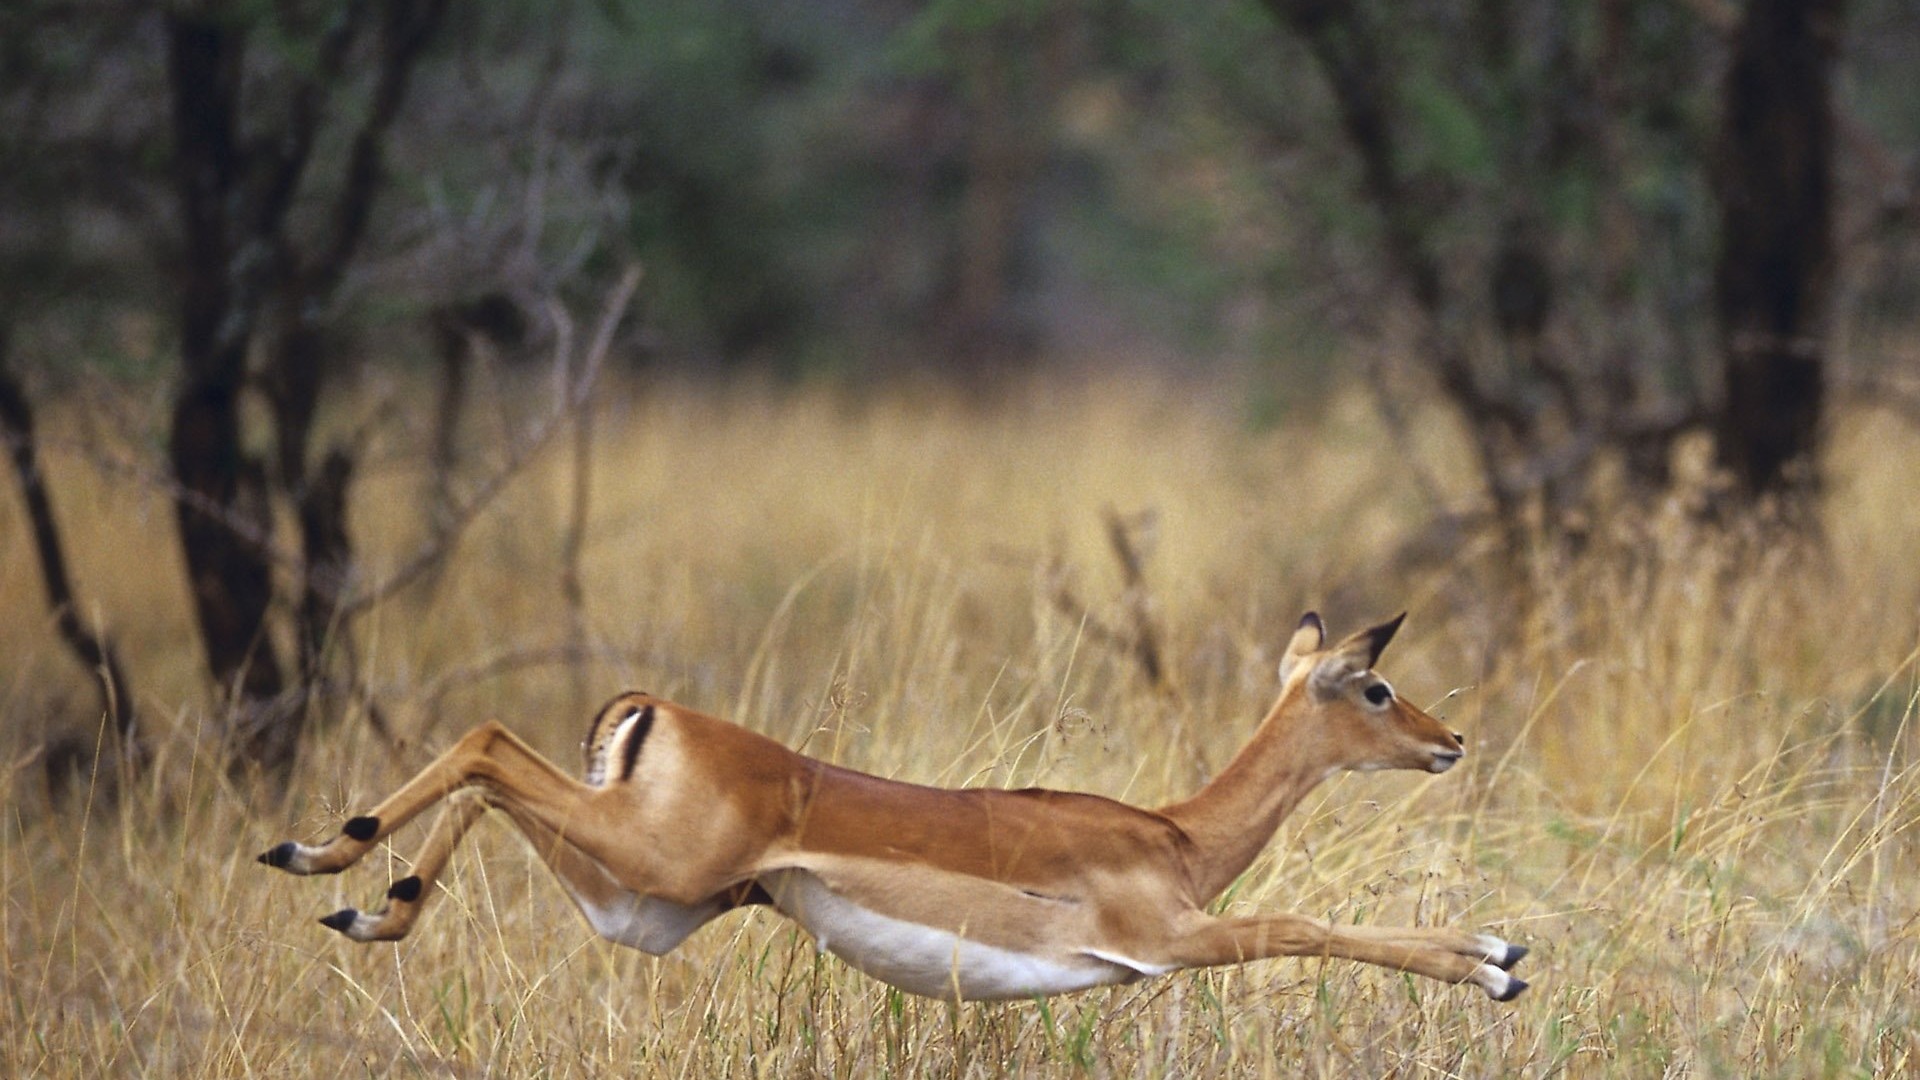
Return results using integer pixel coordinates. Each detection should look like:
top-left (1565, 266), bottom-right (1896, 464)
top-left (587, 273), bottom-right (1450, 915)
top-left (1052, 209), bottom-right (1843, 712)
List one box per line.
top-left (1361, 351), bottom-right (1454, 515)
top-left (14, 269), bottom-right (642, 633)
top-left (558, 297), bottom-right (594, 715)
top-left (253, 0), bottom-right (368, 237)
top-left (334, 265), bottom-right (642, 621)
top-left (306, 0), bottom-right (453, 299)
top-left (408, 642), bottom-right (637, 746)
top-left (1046, 507), bottom-right (1173, 693)
top-left (1833, 367), bottom-right (1920, 423)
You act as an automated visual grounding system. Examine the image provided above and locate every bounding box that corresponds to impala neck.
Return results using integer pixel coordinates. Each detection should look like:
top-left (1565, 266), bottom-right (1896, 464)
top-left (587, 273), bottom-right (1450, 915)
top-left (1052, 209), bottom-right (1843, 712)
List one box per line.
top-left (1161, 682), bottom-right (1340, 904)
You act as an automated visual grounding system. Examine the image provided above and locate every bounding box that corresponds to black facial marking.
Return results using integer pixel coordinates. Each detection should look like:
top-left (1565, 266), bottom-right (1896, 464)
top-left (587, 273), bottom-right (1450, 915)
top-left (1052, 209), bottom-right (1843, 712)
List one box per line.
top-left (387, 875), bottom-right (424, 903)
top-left (319, 909), bottom-right (359, 932)
top-left (618, 704), bottom-right (656, 782)
top-left (258, 842), bottom-right (296, 868)
top-left (343, 816), bottom-right (379, 842)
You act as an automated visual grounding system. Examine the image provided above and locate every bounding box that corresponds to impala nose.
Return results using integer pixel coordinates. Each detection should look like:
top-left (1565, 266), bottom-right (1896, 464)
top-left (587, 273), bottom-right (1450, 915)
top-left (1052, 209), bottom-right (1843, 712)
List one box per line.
top-left (1453, 731), bottom-right (1466, 747)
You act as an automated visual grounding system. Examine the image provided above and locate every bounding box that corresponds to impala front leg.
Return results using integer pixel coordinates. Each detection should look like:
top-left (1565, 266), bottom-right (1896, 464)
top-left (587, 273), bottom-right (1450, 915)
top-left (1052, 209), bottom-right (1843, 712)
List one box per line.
top-left (1165, 912), bottom-right (1529, 1001)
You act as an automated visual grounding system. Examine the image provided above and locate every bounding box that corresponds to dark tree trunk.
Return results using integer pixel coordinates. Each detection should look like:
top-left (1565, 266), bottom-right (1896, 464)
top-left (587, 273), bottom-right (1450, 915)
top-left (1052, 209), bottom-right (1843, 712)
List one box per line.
top-left (429, 306), bottom-right (474, 535)
top-left (164, 17), bottom-right (288, 749)
top-left (0, 334), bottom-right (143, 791)
top-left (428, 293), bottom-right (527, 534)
top-left (1713, 0), bottom-right (1843, 502)
top-left (266, 318), bottom-right (345, 748)
top-left (160, 2), bottom-right (449, 777)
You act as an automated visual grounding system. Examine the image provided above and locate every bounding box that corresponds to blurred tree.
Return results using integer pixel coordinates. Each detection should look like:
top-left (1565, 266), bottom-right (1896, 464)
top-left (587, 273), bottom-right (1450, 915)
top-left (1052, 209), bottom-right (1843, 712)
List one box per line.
top-left (587, 0), bottom-right (812, 365)
top-left (2, 3), bottom-right (173, 786)
top-left (1253, 0), bottom-right (1849, 544)
top-left (162, 0), bottom-right (449, 776)
top-left (891, 0), bottom-right (1078, 376)
top-left (1713, 0), bottom-right (1843, 505)
top-left (2, 0), bottom-right (1916, 784)
top-left (0, 337), bottom-right (143, 794)
top-left (0, 2), bottom-right (172, 366)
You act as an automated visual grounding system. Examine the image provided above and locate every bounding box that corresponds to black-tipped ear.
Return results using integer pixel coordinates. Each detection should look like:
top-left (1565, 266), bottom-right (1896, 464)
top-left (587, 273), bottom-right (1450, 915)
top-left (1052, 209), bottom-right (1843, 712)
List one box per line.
top-left (1360, 612), bottom-right (1406, 668)
top-left (1279, 612), bottom-right (1325, 683)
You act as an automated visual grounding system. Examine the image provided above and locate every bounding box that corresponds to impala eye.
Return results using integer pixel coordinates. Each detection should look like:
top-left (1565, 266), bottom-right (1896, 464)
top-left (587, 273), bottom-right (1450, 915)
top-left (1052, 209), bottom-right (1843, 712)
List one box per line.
top-left (1363, 683), bottom-right (1393, 706)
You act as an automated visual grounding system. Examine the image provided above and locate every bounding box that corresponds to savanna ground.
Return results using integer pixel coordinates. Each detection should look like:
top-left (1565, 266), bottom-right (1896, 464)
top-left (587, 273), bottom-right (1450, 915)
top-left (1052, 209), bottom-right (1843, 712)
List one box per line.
top-left (4, 374), bottom-right (1918, 1077)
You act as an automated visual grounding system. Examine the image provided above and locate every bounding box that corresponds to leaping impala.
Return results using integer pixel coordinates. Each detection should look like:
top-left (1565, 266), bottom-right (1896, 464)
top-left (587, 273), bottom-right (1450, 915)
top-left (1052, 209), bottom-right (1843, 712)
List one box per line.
top-left (259, 612), bottom-right (1528, 1002)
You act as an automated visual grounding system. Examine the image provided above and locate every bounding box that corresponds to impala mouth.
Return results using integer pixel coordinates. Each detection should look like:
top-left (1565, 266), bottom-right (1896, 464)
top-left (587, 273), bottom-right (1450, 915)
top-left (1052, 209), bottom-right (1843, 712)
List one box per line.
top-left (1428, 750), bottom-right (1462, 773)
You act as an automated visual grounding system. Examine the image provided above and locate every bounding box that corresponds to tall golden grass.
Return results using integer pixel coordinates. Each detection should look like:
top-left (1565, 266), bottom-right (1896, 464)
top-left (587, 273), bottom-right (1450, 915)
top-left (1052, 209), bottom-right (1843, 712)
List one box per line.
top-left (3, 374), bottom-right (1916, 1076)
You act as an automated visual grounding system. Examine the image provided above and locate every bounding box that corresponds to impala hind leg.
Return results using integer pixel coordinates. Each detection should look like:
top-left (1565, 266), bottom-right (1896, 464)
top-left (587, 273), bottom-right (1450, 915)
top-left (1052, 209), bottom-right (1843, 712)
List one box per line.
top-left (315, 792), bottom-right (620, 942)
top-left (321, 790), bottom-right (741, 954)
top-left (257, 720), bottom-right (591, 876)
top-left (1165, 912), bottom-right (1529, 1001)
top-left (319, 793), bottom-right (488, 940)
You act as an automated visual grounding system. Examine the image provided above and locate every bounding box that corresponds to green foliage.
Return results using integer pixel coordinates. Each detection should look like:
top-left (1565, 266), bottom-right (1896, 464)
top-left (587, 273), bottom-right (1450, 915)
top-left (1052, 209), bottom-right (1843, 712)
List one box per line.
top-left (1399, 69), bottom-right (1496, 187)
top-left (1, 0), bottom-right (1916, 387)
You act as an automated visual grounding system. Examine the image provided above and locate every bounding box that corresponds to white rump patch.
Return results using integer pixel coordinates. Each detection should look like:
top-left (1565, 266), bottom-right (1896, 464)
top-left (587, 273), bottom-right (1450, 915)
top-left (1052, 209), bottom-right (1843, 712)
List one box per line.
top-left (762, 869), bottom-right (1144, 1001)
top-left (585, 707), bottom-right (647, 788)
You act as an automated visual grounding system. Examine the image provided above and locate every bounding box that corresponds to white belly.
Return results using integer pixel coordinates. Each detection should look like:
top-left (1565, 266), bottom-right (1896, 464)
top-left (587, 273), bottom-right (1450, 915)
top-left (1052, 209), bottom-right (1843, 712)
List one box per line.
top-left (573, 889), bottom-right (723, 955)
top-left (762, 869), bottom-right (1144, 1001)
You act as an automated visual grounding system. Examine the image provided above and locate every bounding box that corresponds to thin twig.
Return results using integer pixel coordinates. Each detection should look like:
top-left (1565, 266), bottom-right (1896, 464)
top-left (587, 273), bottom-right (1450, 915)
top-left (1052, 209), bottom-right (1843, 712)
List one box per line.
top-left (1047, 507), bottom-right (1174, 693)
top-left (409, 642), bottom-right (637, 746)
top-left (333, 265), bottom-right (642, 622)
top-left (1361, 350), bottom-right (1454, 515)
top-left (556, 293), bottom-right (594, 716)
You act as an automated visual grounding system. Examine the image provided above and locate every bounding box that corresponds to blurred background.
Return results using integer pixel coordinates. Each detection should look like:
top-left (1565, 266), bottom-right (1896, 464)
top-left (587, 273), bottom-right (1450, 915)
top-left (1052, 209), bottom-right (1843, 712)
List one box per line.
top-left (3, 0), bottom-right (1918, 791)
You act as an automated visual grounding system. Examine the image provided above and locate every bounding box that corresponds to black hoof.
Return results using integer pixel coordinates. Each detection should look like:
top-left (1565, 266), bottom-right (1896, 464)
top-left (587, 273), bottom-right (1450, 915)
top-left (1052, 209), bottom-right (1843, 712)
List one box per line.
top-left (319, 909), bottom-right (359, 933)
top-left (258, 842), bottom-right (296, 869)
top-left (1498, 944), bottom-right (1529, 970)
top-left (342, 816), bottom-right (380, 842)
top-left (387, 875), bottom-right (423, 903)
top-left (1494, 977), bottom-right (1529, 1003)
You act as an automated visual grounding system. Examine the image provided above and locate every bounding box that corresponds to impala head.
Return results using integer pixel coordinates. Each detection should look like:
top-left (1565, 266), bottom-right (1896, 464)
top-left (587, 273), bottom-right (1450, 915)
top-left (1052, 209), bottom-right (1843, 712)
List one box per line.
top-left (1277, 612), bottom-right (1465, 775)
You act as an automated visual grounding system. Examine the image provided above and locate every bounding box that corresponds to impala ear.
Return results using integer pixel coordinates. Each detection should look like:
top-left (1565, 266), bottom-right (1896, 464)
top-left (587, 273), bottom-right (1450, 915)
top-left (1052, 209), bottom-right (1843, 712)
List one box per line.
top-left (1278, 612), bottom-right (1325, 684)
top-left (1304, 613), bottom-right (1407, 698)
top-left (1337, 612), bottom-right (1406, 669)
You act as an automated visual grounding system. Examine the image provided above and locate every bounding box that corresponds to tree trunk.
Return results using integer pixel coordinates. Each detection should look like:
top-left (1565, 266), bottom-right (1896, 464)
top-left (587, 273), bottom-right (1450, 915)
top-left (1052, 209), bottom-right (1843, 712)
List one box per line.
top-left (165, 16), bottom-right (289, 768)
top-left (0, 334), bottom-right (144, 793)
top-left (162, 2), bottom-right (449, 777)
top-left (1713, 0), bottom-right (1844, 502)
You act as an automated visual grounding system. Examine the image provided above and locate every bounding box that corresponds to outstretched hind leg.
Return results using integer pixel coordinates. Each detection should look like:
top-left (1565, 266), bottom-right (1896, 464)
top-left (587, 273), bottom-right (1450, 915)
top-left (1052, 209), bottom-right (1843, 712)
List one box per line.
top-left (316, 792), bottom-right (487, 941)
top-left (258, 720), bottom-right (590, 877)
top-left (319, 790), bottom-right (742, 955)
top-left (261, 715), bottom-right (753, 950)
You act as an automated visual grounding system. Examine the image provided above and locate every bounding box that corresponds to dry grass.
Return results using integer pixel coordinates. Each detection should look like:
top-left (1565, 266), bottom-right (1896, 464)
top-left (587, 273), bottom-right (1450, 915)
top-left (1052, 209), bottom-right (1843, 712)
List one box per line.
top-left (3, 374), bottom-right (1918, 1077)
